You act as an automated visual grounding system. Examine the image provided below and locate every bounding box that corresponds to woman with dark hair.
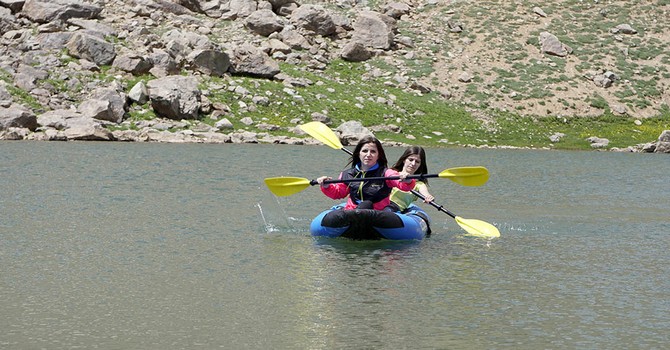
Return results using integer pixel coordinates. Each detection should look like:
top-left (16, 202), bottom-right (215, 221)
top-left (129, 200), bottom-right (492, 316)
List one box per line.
top-left (384, 146), bottom-right (435, 212)
top-left (315, 136), bottom-right (415, 210)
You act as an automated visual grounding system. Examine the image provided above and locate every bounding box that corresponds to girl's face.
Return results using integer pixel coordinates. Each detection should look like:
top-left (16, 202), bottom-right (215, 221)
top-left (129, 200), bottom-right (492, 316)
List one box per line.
top-left (358, 143), bottom-right (379, 170)
top-left (402, 154), bottom-right (422, 174)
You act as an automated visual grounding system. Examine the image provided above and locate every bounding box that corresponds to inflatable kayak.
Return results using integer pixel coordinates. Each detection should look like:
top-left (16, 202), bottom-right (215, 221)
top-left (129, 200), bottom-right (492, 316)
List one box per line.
top-left (310, 204), bottom-right (431, 240)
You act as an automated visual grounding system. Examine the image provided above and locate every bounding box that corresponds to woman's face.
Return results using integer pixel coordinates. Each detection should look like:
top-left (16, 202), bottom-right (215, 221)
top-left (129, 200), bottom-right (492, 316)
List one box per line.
top-left (402, 154), bottom-right (422, 174)
top-left (358, 142), bottom-right (379, 170)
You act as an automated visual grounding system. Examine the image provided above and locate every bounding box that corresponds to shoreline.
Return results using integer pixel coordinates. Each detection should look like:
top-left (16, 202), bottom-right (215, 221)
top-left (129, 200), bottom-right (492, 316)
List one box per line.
top-left (2, 122), bottom-right (667, 153)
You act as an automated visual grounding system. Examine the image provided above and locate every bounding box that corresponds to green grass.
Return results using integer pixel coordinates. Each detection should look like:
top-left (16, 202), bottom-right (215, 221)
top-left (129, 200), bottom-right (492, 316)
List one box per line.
top-left (183, 59), bottom-right (668, 151)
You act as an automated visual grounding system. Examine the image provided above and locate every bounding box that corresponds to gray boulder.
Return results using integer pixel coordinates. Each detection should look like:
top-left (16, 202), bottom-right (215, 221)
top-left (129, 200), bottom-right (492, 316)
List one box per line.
top-left (352, 11), bottom-right (396, 50)
top-left (65, 32), bottom-right (116, 66)
top-left (0, 106), bottom-right (38, 131)
top-left (290, 4), bottom-right (336, 36)
top-left (539, 31), bottom-right (572, 57)
top-left (0, 83), bottom-right (12, 107)
top-left (228, 43), bottom-right (280, 78)
top-left (340, 41), bottom-right (372, 62)
top-left (112, 54), bottom-right (153, 75)
top-left (63, 117), bottom-right (115, 141)
top-left (245, 9), bottom-right (285, 37)
top-left (21, 0), bottom-right (102, 23)
top-left (337, 120), bottom-right (373, 145)
top-left (78, 87), bottom-right (127, 123)
top-left (147, 76), bottom-right (201, 120)
top-left (128, 82), bottom-right (149, 105)
top-left (220, 0), bottom-right (259, 20)
top-left (187, 49), bottom-right (230, 77)
top-left (587, 136), bottom-right (610, 149)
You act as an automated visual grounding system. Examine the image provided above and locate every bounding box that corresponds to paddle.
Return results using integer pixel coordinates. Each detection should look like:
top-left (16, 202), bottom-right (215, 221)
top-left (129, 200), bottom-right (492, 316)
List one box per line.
top-left (300, 121), bottom-right (356, 156)
top-left (299, 121), bottom-right (500, 238)
top-left (265, 166), bottom-right (489, 197)
top-left (411, 190), bottom-right (500, 238)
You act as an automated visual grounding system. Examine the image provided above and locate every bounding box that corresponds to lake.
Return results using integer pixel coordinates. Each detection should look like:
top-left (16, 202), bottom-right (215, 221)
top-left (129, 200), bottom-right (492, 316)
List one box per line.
top-left (1, 141), bottom-right (668, 349)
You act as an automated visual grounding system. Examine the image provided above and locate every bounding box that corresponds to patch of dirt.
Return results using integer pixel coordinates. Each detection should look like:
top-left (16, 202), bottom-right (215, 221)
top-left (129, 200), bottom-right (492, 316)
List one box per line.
top-left (399, 0), bottom-right (670, 119)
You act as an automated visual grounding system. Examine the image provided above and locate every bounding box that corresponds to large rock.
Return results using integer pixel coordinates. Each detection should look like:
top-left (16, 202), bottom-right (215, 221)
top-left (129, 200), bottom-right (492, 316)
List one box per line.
top-left (146, 76), bottom-right (201, 120)
top-left (0, 106), bottom-right (38, 131)
top-left (336, 120), bottom-right (373, 145)
top-left (35, 32), bottom-right (76, 50)
top-left (0, 83), bottom-right (12, 107)
top-left (77, 87), bottom-right (127, 123)
top-left (0, 6), bottom-right (17, 33)
top-left (112, 54), bottom-right (153, 75)
top-left (382, 2), bottom-right (411, 19)
top-left (63, 117), bottom-right (115, 141)
top-left (14, 64), bottom-right (48, 91)
top-left (245, 9), bottom-right (285, 37)
top-left (65, 32), bottom-right (116, 66)
top-left (187, 49), bottom-right (230, 77)
top-left (587, 136), bottom-right (610, 149)
top-left (655, 130), bottom-right (670, 153)
top-left (148, 49), bottom-right (180, 77)
top-left (162, 29), bottom-right (213, 60)
top-left (340, 41), bottom-right (372, 62)
top-left (290, 4), bottom-right (336, 36)
top-left (539, 31), bottom-right (572, 57)
top-left (21, 0), bottom-right (102, 23)
top-left (351, 11), bottom-right (396, 50)
top-left (1, 0), bottom-right (23, 13)
top-left (277, 28), bottom-right (310, 50)
top-left (37, 109), bottom-right (83, 130)
top-left (228, 43), bottom-right (280, 78)
top-left (220, 0), bottom-right (259, 20)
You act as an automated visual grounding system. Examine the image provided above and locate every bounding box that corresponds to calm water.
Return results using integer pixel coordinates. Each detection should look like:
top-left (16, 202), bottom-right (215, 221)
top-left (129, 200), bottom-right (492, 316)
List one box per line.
top-left (1, 142), bottom-right (668, 349)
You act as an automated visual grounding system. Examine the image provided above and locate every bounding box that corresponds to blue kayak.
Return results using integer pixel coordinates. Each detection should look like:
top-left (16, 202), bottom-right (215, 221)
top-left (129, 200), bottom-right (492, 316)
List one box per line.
top-left (310, 204), bottom-right (431, 240)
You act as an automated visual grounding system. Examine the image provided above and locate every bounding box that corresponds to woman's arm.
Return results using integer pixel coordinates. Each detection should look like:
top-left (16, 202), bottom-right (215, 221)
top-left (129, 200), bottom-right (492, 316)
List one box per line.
top-left (318, 174), bottom-right (350, 199)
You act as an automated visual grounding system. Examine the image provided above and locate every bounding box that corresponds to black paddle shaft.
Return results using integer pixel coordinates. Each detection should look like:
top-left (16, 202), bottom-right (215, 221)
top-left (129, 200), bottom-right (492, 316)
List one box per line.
top-left (411, 190), bottom-right (456, 219)
top-left (309, 173), bottom-right (440, 186)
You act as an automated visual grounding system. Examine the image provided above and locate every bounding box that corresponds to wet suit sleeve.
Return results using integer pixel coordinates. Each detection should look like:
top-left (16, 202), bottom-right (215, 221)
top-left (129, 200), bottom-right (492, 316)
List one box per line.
top-left (320, 173), bottom-right (350, 200)
top-left (383, 169), bottom-right (416, 191)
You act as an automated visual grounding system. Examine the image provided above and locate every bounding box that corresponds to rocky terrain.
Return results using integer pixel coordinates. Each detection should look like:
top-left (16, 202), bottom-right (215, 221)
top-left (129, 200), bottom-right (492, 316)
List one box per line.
top-left (0, 0), bottom-right (668, 152)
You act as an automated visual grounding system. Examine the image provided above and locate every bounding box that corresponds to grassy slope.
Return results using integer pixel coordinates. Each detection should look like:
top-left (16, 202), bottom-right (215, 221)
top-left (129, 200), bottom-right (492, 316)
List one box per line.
top-left (194, 0), bottom-right (670, 150)
top-left (2, 1), bottom-right (669, 150)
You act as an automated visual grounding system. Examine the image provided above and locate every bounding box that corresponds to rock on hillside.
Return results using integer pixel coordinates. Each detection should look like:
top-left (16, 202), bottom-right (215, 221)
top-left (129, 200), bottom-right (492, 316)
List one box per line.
top-left (0, 0), bottom-right (668, 152)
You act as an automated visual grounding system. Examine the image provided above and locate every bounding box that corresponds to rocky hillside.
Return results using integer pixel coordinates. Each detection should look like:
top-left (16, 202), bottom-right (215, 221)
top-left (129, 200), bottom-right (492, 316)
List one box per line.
top-left (0, 0), bottom-right (668, 151)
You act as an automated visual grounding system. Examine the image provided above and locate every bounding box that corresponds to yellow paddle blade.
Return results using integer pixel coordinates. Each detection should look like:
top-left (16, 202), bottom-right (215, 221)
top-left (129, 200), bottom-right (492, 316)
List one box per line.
top-left (264, 177), bottom-right (312, 197)
top-left (438, 166), bottom-right (489, 187)
top-left (299, 122), bottom-right (344, 150)
top-left (455, 216), bottom-right (501, 238)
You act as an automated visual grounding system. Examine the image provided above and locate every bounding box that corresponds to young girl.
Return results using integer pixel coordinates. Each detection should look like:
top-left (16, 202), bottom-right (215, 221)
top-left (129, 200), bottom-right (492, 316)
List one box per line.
top-left (315, 136), bottom-right (415, 210)
top-left (384, 146), bottom-right (435, 212)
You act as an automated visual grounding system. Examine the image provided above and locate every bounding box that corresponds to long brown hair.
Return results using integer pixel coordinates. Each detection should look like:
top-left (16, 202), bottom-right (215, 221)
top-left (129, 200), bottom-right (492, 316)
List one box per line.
top-left (348, 136), bottom-right (388, 169)
top-left (391, 146), bottom-right (429, 184)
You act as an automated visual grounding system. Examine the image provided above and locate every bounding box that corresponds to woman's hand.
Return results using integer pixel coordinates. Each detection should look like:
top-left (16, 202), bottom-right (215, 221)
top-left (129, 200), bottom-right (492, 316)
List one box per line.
top-left (398, 170), bottom-right (411, 183)
top-left (316, 176), bottom-right (332, 188)
top-left (422, 194), bottom-right (435, 203)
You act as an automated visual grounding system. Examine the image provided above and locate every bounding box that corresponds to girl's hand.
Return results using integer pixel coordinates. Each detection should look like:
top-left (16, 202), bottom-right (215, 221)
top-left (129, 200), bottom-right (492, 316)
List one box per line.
top-left (317, 176), bottom-right (332, 188)
top-left (423, 194), bottom-right (435, 203)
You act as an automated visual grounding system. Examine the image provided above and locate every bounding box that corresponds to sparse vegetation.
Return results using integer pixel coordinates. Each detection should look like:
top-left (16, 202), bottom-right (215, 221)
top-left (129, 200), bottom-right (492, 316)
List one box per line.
top-left (1, 1), bottom-right (668, 151)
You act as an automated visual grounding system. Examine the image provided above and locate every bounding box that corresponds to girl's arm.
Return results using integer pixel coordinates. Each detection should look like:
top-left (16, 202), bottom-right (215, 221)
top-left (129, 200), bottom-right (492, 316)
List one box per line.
top-left (383, 169), bottom-right (416, 191)
top-left (415, 182), bottom-right (435, 203)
